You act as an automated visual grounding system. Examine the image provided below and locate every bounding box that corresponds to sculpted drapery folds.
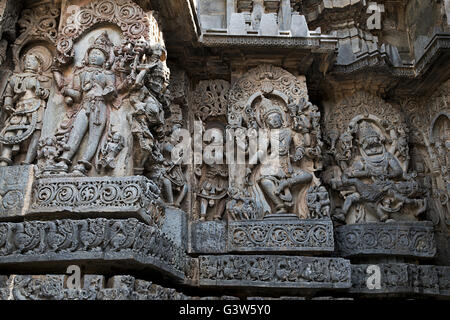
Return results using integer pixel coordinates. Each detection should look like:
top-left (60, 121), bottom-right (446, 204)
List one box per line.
top-left (0, 52), bottom-right (50, 166)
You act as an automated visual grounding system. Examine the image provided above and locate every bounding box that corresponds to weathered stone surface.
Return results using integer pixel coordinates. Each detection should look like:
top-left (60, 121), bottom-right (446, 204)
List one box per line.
top-left (190, 221), bottom-right (227, 254)
top-left (336, 222), bottom-right (436, 259)
top-left (259, 13), bottom-right (278, 36)
top-left (227, 219), bottom-right (334, 253)
top-left (161, 206), bottom-right (187, 250)
top-left (290, 15), bottom-right (309, 37)
top-left (350, 264), bottom-right (450, 297)
top-left (198, 255), bottom-right (351, 289)
top-left (228, 13), bottom-right (247, 35)
top-left (0, 165), bottom-right (34, 218)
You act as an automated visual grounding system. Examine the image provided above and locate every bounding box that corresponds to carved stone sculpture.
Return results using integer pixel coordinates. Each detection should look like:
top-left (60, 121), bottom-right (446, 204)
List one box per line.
top-left (52, 32), bottom-right (117, 175)
top-left (0, 52), bottom-right (50, 166)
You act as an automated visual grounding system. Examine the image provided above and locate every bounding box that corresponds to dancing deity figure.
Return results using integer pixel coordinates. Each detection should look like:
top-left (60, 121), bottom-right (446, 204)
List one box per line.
top-left (256, 97), bottom-right (313, 215)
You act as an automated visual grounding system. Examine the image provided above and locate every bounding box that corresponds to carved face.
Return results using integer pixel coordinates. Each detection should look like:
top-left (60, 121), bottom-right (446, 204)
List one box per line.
top-left (362, 136), bottom-right (384, 156)
top-left (24, 54), bottom-right (40, 72)
top-left (88, 48), bottom-right (106, 66)
top-left (150, 75), bottom-right (165, 94)
top-left (265, 113), bottom-right (283, 129)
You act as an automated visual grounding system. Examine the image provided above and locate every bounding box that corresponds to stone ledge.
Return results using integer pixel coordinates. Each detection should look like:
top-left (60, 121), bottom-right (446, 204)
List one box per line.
top-left (0, 218), bottom-right (187, 281)
top-left (336, 222), bottom-right (437, 259)
top-left (198, 255), bottom-right (351, 289)
top-left (200, 33), bottom-right (338, 51)
top-left (228, 219), bottom-right (334, 253)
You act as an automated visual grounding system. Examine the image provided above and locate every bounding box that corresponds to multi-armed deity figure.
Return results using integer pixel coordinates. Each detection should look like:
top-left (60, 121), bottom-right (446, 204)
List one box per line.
top-left (0, 52), bottom-right (50, 166)
top-left (254, 96), bottom-right (313, 215)
top-left (53, 32), bottom-right (116, 175)
top-left (333, 121), bottom-right (427, 223)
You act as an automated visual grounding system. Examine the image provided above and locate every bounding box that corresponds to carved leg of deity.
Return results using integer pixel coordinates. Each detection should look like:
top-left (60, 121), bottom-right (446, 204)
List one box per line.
top-left (212, 198), bottom-right (226, 221)
top-left (174, 184), bottom-right (188, 207)
top-left (23, 130), bottom-right (41, 165)
top-left (276, 171), bottom-right (313, 195)
top-left (73, 104), bottom-right (107, 175)
top-left (260, 177), bottom-right (287, 214)
top-left (56, 109), bottom-right (89, 171)
top-left (375, 203), bottom-right (389, 222)
top-left (160, 177), bottom-right (174, 205)
top-left (199, 197), bottom-right (209, 221)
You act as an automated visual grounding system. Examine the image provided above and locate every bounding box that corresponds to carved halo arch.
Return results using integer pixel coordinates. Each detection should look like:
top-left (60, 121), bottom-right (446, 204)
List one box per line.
top-left (55, 0), bottom-right (159, 64)
top-left (227, 64), bottom-right (309, 127)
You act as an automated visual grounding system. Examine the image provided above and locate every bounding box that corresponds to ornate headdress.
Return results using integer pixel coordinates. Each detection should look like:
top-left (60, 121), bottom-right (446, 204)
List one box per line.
top-left (259, 96), bottom-right (283, 123)
top-left (358, 121), bottom-right (382, 143)
top-left (85, 32), bottom-right (114, 66)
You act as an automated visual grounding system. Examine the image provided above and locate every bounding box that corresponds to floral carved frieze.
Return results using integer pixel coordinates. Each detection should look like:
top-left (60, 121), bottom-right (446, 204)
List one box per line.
top-left (227, 219), bottom-right (334, 253)
top-left (336, 222), bottom-right (436, 258)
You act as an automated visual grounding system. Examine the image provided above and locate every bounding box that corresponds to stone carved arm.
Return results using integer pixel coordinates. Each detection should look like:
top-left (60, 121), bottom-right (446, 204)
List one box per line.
top-left (102, 74), bottom-right (116, 100)
top-left (2, 81), bottom-right (15, 113)
top-left (62, 73), bottom-right (81, 105)
top-left (292, 131), bottom-right (305, 162)
top-left (387, 155), bottom-right (404, 179)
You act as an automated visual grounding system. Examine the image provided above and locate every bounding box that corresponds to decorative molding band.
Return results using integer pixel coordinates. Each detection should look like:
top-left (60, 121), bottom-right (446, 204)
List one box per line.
top-left (227, 219), bottom-right (334, 253)
top-left (29, 176), bottom-right (164, 226)
top-left (350, 264), bottom-right (450, 297)
top-left (0, 275), bottom-right (191, 300)
top-left (198, 255), bottom-right (351, 289)
top-left (336, 222), bottom-right (437, 259)
top-left (0, 218), bottom-right (186, 280)
top-left (200, 34), bottom-right (338, 51)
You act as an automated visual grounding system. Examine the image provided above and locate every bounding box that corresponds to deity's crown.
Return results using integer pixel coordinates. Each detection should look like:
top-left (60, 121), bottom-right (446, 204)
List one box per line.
top-left (87, 32), bottom-right (113, 60)
top-left (358, 121), bottom-right (381, 142)
top-left (260, 96), bottom-right (283, 122)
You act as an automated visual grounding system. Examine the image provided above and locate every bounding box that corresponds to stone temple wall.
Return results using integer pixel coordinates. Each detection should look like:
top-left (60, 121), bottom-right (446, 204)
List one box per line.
top-left (0, 0), bottom-right (449, 300)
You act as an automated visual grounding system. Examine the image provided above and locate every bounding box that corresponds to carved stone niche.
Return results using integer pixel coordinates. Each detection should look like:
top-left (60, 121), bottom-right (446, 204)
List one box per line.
top-left (323, 91), bottom-right (428, 225)
top-left (0, 0), bottom-right (57, 168)
top-left (323, 91), bottom-right (437, 262)
top-left (225, 64), bottom-right (333, 253)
